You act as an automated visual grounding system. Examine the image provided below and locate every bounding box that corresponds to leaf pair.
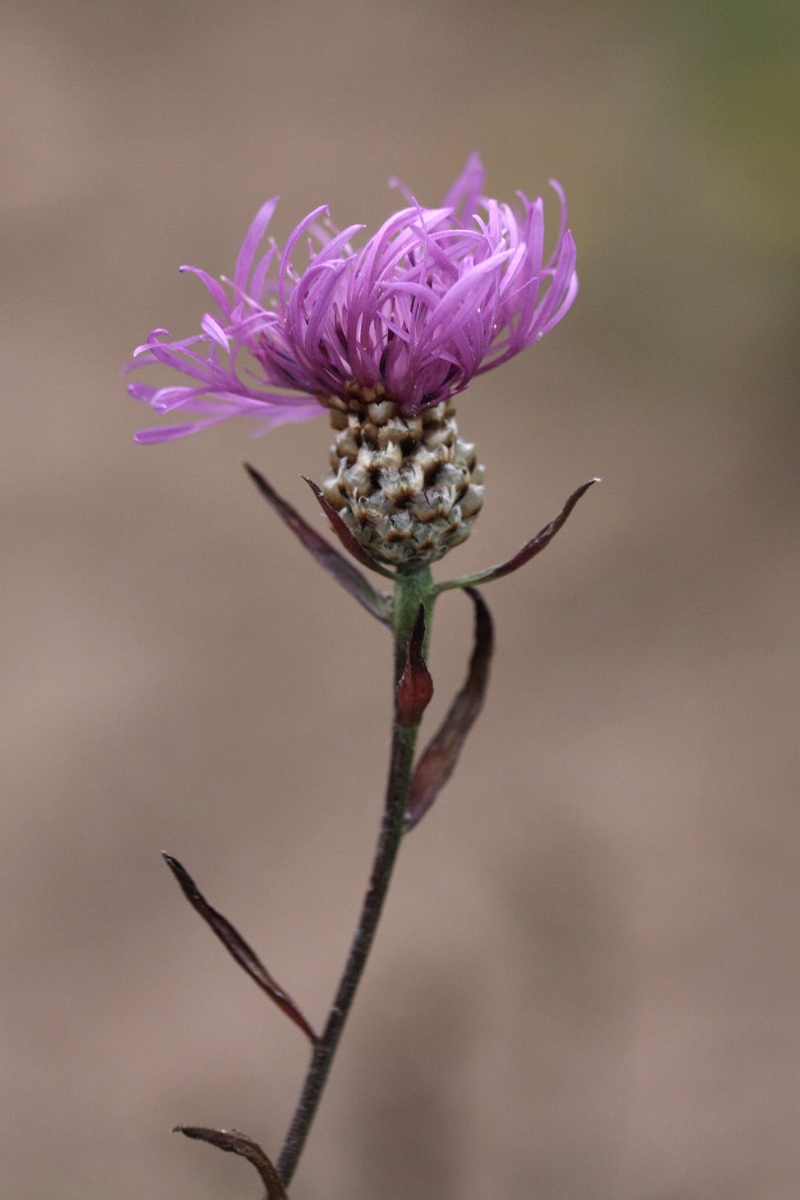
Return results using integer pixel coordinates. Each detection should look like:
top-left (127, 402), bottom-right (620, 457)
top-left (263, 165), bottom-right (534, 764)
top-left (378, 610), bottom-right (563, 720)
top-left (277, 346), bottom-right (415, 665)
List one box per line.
top-left (246, 464), bottom-right (596, 829)
top-left (244, 463), bottom-right (598, 616)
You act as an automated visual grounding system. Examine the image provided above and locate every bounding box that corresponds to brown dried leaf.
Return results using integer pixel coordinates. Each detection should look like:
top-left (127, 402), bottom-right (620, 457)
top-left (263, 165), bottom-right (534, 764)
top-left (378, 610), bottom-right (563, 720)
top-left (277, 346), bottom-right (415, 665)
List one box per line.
top-left (174, 1126), bottom-right (289, 1200)
top-left (244, 463), bottom-right (392, 622)
top-left (437, 478), bottom-right (599, 592)
top-left (395, 604), bottom-right (434, 728)
top-left (405, 588), bottom-right (494, 829)
top-left (163, 855), bottom-right (318, 1044)
top-left (303, 477), bottom-right (395, 581)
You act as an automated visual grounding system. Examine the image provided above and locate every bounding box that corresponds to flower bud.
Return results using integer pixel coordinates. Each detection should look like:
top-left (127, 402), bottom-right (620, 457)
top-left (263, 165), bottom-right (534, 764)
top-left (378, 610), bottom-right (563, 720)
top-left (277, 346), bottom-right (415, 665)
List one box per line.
top-left (320, 389), bottom-right (484, 569)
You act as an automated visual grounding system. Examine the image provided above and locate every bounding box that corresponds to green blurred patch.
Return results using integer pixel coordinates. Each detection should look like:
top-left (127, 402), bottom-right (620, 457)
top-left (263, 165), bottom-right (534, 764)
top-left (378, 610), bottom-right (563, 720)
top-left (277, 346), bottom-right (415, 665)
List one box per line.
top-left (661, 0), bottom-right (800, 246)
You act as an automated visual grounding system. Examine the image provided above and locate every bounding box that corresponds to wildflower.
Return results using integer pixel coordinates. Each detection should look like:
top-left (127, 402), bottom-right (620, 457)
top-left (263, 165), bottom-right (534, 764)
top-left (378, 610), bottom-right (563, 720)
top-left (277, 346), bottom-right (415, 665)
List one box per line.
top-left (127, 155), bottom-right (577, 567)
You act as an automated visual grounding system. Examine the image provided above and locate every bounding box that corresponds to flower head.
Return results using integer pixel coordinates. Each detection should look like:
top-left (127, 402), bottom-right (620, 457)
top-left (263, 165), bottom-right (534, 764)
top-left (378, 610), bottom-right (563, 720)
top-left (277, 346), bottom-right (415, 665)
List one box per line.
top-left (126, 153), bottom-right (577, 444)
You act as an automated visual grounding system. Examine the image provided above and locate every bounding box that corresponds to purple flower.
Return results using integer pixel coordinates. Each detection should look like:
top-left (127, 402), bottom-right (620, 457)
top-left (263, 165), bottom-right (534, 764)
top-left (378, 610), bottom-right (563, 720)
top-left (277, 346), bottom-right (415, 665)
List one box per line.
top-left (126, 154), bottom-right (577, 444)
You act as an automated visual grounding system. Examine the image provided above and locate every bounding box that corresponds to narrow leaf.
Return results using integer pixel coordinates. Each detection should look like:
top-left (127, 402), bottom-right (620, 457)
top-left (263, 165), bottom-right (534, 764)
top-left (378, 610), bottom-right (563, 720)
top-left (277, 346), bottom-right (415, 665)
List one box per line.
top-left (405, 588), bottom-right (494, 829)
top-left (437, 478), bottom-right (599, 593)
top-left (163, 854), bottom-right (319, 1044)
top-left (302, 477), bottom-right (396, 580)
top-left (244, 463), bottom-right (392, 624)
top-left (395, 604), bottom-right (434, 728)
top-left (174, 1126), bottom-right (289, 1200)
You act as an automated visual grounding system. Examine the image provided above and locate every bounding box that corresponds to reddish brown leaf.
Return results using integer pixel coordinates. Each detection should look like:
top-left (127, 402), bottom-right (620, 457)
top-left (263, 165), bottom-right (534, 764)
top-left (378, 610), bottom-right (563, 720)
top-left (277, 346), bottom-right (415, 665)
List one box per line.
top-left (244, 463), bottom-right (392, 623)
top-left (303, 477), bottom-right (395, 580)
top-left (405, 588), bottom-right (494, 829)
top-left (174, 1126), bottom-right (289, 1199)
top-left (395, 604), bottom-right (434, 728)
top-left (163, 855), bottom-right (319, 1044)
top-left (437, 478), bottom-right (599, 592)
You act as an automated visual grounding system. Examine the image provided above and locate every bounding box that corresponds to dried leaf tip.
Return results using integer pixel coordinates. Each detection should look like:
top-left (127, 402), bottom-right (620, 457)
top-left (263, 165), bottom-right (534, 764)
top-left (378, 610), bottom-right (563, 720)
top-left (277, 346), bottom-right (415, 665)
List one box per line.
top-left (173, 1126), bottom-right (289, 1200)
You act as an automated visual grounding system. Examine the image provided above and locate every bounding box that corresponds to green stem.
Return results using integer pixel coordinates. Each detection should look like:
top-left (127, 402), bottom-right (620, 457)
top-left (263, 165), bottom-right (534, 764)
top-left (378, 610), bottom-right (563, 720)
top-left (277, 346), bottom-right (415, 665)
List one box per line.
top-left (276, 569), bottom-right (435, 1186)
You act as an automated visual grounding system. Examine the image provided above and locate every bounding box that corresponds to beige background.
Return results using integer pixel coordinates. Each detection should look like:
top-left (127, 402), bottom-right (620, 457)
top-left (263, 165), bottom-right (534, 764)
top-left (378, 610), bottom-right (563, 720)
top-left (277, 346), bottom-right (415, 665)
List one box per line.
top-left (2, 2), bottom-right (798, 1198)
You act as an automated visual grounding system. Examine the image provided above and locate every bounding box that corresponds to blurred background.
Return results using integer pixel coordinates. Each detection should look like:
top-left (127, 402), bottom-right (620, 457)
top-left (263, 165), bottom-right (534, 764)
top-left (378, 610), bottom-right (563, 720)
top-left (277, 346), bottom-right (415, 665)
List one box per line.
top-left (2, 1), bottom-right (798, 1197)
